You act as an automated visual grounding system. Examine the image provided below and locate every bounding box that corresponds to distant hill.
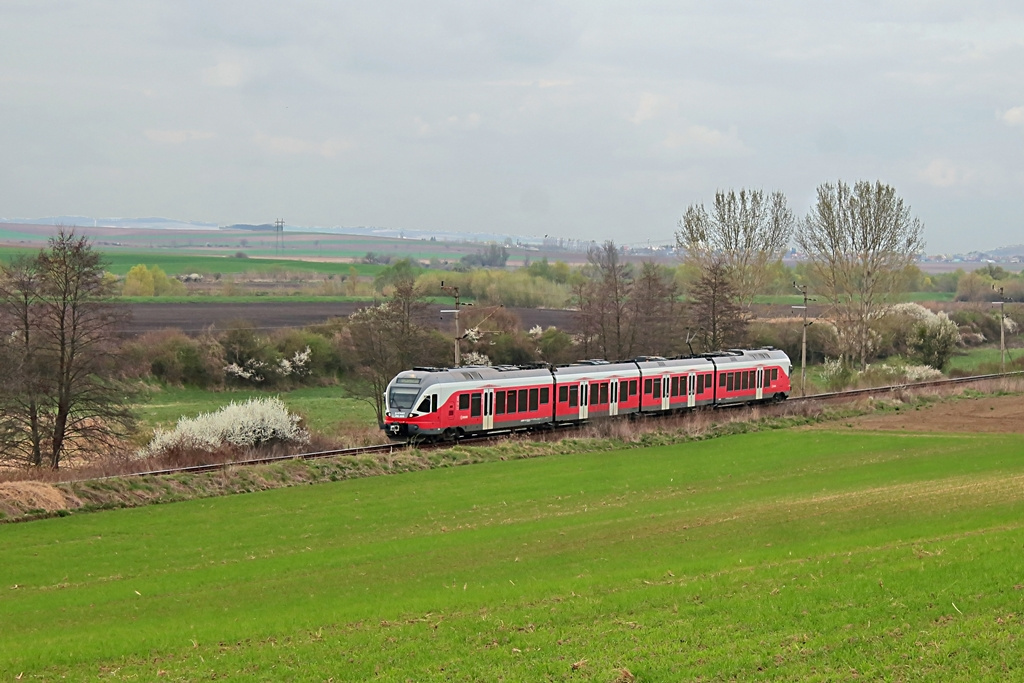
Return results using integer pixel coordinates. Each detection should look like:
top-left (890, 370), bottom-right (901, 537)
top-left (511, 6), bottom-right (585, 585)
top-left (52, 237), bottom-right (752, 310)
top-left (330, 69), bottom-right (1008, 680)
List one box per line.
top-left (1, 216), bottom-right (218, 231)
top-left (221, 223), bottom-right (277, 231)
top-left (987, 244), bottom-right (1024, 259)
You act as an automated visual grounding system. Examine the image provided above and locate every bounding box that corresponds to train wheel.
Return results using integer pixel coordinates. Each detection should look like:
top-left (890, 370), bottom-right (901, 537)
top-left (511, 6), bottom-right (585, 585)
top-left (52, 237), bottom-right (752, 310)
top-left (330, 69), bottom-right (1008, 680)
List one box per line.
top-left (442, 428), bottom-right (456, 442)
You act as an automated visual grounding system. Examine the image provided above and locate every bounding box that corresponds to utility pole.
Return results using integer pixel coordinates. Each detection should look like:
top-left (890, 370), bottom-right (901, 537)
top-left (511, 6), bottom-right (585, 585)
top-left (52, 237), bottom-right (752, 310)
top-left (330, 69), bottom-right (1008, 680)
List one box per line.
top-left (792, 282), bottom-right (815, 396)
top-left (275, 218), bottom-right (284, 254)
top-left (440, 281), bottom-right (471, 367)
top-left (993, 286), bottom-right (1006, 374)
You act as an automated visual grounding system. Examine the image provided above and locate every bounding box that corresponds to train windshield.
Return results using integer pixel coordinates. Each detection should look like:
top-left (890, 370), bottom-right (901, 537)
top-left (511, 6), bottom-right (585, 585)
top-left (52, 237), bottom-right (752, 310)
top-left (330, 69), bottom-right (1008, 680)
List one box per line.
top-left (389, 387), bottom-right (420, 411)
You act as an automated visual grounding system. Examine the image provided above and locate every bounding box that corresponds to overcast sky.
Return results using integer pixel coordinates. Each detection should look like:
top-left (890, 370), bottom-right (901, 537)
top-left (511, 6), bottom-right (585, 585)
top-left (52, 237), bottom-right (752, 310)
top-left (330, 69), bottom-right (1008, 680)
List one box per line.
top-left (2, 1), bottom-right (1023, 252)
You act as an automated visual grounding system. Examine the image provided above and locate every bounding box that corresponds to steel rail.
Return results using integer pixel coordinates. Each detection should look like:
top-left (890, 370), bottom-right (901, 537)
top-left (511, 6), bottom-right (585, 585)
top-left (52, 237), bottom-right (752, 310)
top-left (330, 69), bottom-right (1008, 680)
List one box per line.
top-left (73, 370), bottom-right (1023, 483)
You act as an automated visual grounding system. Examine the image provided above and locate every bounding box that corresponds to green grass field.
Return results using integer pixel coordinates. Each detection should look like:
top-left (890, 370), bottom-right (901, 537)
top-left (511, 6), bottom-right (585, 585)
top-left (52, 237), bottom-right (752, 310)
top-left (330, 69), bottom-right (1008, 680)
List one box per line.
top-left (947, 346), bottom-right (1022, 373)
top-left (138, 385), bottom-right (376, 435)
top-left (0, 246), bottom-right (388, 277)
top-left (2, 425), bottom-right (1023, 680)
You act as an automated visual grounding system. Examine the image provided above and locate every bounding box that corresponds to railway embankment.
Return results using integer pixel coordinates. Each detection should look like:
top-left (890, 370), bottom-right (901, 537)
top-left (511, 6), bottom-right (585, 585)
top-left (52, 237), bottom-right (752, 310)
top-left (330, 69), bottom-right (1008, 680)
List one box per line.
top-left (3, 383), bottom-right (1022, 524)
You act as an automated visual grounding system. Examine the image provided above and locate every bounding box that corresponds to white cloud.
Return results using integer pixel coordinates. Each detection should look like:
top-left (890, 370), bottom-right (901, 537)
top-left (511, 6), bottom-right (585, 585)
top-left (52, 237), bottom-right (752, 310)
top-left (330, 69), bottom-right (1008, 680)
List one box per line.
top-left (254, 133), bottom-right (351, 158)
top-left (919, 158), bottom-right (962, 187)
top-left (662, 125), bottom-right (749, 157)
top-left (319, 138), bottom-right (353, 158)
top-left (144, 129), bottom-right (215, 145)
top-left (1000, 106), bottom-right (1024, 126)
top-left (202, 61), bottom-right (245, 88)
top-left (629, 93), bottom-right (663, 125)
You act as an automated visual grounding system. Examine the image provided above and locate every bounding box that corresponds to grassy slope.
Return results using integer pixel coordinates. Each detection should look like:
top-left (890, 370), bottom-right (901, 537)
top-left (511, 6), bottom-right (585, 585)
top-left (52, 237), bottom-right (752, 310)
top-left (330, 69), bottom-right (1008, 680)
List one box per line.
top-left (2, 428), bottom-right (1023, 681)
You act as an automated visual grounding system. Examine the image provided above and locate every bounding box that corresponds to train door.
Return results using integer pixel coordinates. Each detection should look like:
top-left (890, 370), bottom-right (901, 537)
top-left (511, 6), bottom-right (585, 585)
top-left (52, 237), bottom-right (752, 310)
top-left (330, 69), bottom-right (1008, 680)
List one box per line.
top-left (756, 367), bottom-right (764, 401)
top-left (687, 373), bottom-right (697, 408)
top-left (609, 379), bottom-right (619, 416)
top-left (482, 388), bottom-right (494, 430)
top-left (579, 380), bottom-right (589, 420)
top-left (661, 375), bottom-right (670, 411)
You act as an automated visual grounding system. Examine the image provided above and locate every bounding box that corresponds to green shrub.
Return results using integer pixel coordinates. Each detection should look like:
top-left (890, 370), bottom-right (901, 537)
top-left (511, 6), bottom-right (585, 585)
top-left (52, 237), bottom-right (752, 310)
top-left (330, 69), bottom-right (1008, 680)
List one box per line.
top-left (128, 330), bottom-right (225, 388)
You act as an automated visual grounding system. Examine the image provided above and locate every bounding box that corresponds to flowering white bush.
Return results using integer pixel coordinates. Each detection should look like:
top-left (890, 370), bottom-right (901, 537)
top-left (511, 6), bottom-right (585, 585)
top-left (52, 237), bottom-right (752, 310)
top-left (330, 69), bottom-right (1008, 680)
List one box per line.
top-left (909, 311), bottom-right (961, 369)
top-left (460, 351), bottom-right (491, 366)
top-left (902, 364), bottom-right (945, 382)
top-left (225, 359), bottom-right (268, 382)
top-left (527, 325), bottom-right (544, 339)
top-left (224, 345), bottom-right (312, 383)
top-left (139, 397), bottom-right (309, 458)
top-left (887, 302), bottom-right (937, 323)
top-left (1004, 316), bottom-right (1019, 335)
top-left (864, 362), bottom-right (943, 384)
top-left (277, 346), bottom-right (312, 377)
top-left (820, 357), bottom-right (856, 391)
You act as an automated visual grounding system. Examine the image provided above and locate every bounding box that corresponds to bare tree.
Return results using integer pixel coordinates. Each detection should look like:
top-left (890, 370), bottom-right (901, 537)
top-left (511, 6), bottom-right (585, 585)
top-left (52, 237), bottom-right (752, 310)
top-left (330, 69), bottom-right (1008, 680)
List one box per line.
top-left (630, 262), bottom-right (683, 356)
top-left (687, 257), bottom-right (746, 352)
top-left (573, 241), bottom-right (637, 360)
top-left (0, 230), bottom-right (136, 469)
top-left (345, 279), bottom-right (447, 425)
top-left (676, 188), bottom-right (794, 310)
top-left (797, 180), bottom-right (924, 369)
top-left (0, 256), bottom-right (46, 466)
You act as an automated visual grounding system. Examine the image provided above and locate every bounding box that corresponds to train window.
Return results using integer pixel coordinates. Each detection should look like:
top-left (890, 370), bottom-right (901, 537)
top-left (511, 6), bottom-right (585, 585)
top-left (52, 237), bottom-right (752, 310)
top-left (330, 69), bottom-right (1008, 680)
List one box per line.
top-left (750, 370), bottom-right (756, 388)
top-left (590, 383), bottom-right (599, 405)
top-left (559, 385), bottom-right (568, 403)
top-left (599, 383), bottom-right (608, 404)
top-left (726, 373), bottom-right (734, 392)
top-left (720, 374), bottom-right (727, 388)
top-left (540, 387), bottom-right (549, 404)
top-left (697, 374), bottom-right (704, 394)
top-left (496, 391), bottom-right (506, 415)
top-left (644, 378), bottom-right (652, 394)
top-left (653, 379), bottom-right (661, 399)
top-left (741, 372), bottom-right (748, 390)
top-left (518, 389), bottom-right (528, 412)
top-left (670, 376), bottom-right (678, 397)
top-left (459, 394), bottom-right (470, 410)
top-left (569, 386), bottom-right (578, 407)
top-left (529, 388), bottom-right (539, 411)
top-left (432, 395), bottom-right (437, 412)
top-left (417, 397), bottom-right (431, 413)
top-left (507, 390), bottom-right (517, 413)
top-left (772, 368), bottom-right (778, 382)
top-left (470, 393), bottom-right (481, 417)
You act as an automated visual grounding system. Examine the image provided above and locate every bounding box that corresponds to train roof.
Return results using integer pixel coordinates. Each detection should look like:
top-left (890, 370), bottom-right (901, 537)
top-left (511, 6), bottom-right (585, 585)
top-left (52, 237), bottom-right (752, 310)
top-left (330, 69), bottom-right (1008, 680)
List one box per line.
top-left (390, 348), bottom-right (788, 387)
top-left (393, 365), bottom-right (552, 386)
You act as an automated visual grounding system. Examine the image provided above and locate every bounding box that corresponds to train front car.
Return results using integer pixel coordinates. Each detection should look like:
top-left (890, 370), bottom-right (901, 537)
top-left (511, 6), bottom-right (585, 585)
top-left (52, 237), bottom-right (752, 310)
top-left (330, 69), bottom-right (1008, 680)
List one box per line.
top-left (382, 369), bottom-right (447, 440)
top-left (711, 348), bottom-right (792, 405)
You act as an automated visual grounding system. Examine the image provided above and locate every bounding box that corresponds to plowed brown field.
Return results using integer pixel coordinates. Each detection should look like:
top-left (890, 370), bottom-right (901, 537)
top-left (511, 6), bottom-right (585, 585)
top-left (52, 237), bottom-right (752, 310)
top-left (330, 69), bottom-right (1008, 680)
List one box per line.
top-left (837, 394), bottom-right (1024, 433)
top-left (124, 303), bottom-right (574, 335)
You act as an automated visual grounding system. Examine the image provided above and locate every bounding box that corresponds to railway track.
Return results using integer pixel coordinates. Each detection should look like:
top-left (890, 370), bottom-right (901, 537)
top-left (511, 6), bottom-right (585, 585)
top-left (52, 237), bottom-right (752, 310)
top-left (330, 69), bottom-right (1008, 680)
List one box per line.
top-left (82, 370), bottom-right (1023, 483)
top-left (788, 370), bottom-right (1023, 403)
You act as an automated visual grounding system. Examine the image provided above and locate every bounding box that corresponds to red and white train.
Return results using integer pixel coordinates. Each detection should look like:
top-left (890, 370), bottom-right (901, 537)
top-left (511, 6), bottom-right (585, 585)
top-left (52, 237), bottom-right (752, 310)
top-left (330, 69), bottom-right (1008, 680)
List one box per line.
top-left (382, 348), bottom-right (792, 440)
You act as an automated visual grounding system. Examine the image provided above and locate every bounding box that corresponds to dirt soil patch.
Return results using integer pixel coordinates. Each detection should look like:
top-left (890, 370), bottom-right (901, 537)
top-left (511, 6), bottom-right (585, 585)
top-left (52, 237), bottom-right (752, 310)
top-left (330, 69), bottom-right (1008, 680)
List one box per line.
top-left (840, 394), bottom-right (1024, 434)
top-left (0, 482), bottom-right (78, 518)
